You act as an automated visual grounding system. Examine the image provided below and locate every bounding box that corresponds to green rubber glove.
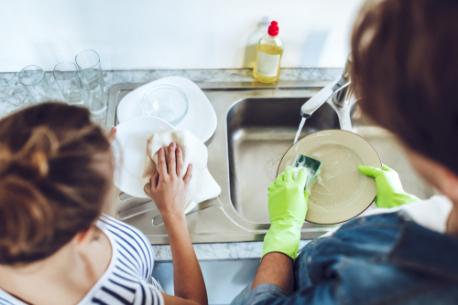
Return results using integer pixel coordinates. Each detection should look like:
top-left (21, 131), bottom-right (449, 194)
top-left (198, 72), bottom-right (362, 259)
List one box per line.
top-left (263, 167), bottom-right (310, 260)
top-left (358, 164), bottom-right (420, 208)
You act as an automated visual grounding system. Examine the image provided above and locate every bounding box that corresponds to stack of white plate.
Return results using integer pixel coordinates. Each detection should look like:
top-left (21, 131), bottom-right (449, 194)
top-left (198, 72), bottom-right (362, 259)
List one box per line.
top-left (116, 76), bottom-right (217, 142)
top-left (114, 76), bottom-right (217, 199)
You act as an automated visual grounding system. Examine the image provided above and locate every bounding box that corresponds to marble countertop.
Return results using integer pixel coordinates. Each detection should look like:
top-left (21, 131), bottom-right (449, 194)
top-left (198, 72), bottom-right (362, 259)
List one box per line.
top-left (0, 67), bottom-right (341, 123)
top-left (0, 68), bottom-right (340, 261)
top-left (153, 241), bottom-right (310, 262)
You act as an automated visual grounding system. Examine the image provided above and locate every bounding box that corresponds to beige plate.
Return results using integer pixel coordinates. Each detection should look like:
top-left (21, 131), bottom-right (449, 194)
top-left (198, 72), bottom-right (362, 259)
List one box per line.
top-left (278, 129), bottom-right (381, 225)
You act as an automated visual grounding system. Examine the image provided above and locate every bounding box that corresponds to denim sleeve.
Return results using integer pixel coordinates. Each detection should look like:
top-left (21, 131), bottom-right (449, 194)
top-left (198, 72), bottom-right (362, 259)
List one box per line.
top-left (231, 284), bottom-right (287, 305)
top-left (231, 282), bottom-right (338, 305)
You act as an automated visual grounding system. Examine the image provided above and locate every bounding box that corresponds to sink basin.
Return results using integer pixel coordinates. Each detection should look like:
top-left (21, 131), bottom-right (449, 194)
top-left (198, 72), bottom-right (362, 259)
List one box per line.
top-left (107, 81), bottom-right (435, 244)
top-left (227, 98), bottom-right (339, 223)
top-left (226, 98), bottom-right (436, 225)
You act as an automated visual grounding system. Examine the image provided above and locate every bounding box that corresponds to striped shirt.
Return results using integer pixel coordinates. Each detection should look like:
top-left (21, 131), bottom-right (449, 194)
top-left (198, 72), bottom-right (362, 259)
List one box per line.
top-left (0, 216), bottom-right (164, 305)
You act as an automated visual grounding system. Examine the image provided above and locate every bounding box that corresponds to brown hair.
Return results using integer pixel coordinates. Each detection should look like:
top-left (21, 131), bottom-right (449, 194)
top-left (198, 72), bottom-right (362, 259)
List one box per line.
top-left (0, 102), bottom-right (112, 265)
top-left (351, 0), bottom-right (458, 174)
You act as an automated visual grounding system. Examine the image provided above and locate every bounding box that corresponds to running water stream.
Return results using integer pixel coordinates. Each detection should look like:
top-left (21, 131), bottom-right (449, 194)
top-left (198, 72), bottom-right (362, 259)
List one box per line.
top-left (293, 116), bottom-right (307, 145)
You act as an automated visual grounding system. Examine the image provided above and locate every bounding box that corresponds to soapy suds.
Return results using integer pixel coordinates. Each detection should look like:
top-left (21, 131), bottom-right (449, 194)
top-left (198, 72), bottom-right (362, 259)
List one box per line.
top-left (289, 119), bottom-right (360, 206)
top-left (308, 145), bottom-right (361, 204)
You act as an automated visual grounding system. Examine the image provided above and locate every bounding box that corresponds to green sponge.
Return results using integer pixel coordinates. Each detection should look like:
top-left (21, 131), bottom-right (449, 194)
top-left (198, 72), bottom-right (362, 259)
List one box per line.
top-left (294, 154), bottom-right (321, 190)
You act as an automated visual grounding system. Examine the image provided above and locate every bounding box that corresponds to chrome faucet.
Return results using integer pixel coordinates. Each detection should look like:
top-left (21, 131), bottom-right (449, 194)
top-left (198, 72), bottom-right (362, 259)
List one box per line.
top-left (300, 56), bottom-right (355, 130)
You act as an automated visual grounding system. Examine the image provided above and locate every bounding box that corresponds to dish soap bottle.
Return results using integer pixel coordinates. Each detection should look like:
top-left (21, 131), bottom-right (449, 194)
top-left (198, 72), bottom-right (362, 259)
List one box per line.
top-left (253, 20), bottom-right (283, 83)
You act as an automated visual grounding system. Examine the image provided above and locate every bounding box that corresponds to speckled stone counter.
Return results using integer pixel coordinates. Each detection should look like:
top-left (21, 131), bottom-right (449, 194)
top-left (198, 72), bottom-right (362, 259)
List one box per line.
top-left (0, 68), bottom-right (341, 261)
top-left (0, 68), bottom-right (341, 115)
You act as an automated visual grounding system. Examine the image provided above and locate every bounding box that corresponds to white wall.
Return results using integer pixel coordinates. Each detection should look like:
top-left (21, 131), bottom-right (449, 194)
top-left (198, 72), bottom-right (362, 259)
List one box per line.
top-left (0, 0), bottom-right (364, 71)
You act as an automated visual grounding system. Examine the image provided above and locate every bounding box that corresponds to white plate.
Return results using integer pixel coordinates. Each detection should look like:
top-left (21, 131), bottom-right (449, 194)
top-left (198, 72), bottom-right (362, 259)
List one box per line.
top-left (278, 129), bottom-right (381, 224)
top-left (113, 117), bottom-right (174, 198)
top-left (116, 76), bottom-right (217, 142)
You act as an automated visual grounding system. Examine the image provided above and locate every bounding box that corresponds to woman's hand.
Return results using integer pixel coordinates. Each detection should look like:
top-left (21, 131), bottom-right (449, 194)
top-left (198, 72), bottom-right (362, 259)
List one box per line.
top-left (146, 142), bottom-right (192, 217)
top-left (146, 144), bottom-right (207, 305)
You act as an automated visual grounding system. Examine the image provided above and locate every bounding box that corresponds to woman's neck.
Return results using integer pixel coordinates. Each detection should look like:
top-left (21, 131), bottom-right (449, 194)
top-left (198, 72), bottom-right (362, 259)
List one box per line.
top-left (0, 246), bottom-right (93, 304)
top-left (0, 228), bottom-right (111, 305)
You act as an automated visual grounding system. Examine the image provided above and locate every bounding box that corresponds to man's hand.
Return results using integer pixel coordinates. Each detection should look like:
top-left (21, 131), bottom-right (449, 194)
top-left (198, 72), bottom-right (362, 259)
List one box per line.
top-left (263, 167), bottom-right (310, 260)
top-left (267, 167), bottom-right (309, 223)
top-left (145, 142), bottom-right (193, 217)
top-left (358, 164), bottom-right (419, 208)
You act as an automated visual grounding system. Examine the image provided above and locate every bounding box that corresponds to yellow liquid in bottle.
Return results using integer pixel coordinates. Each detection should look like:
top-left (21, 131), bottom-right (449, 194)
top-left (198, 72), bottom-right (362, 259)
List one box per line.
top-left (253, 43), bottom-right (283, 84)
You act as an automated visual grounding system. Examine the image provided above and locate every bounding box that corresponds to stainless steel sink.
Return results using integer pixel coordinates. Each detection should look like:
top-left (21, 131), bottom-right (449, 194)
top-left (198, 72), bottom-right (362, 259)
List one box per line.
top-left (106, 81), bottom-right (435, 245)
top-left (227, 99), bottom-right (339, 224)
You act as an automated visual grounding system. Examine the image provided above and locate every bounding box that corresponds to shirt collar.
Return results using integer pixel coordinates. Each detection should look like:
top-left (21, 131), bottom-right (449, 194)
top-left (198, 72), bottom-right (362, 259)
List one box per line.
top-left (389, 220), bottom-right (458, 281)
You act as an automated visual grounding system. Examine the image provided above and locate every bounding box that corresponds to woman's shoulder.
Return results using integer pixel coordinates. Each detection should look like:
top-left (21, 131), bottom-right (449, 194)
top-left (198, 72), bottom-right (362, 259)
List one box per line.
top-left (0, 293), bottom-right (16, 305)
top-left (0, 271), bottom-right (164, 305)
top-left (97, 215), bottom-right (156, 280)
top-left (97, 215), bottom-right (148, 240)
top-left (88, 270), bottom-right (164, 305)
top-left (0, 217), bottom-right (161, 305)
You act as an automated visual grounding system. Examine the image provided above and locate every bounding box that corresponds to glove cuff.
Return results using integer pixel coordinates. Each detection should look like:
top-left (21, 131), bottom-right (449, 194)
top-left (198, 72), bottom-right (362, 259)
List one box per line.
top-left (398, 192), bottom-right (420, 204)
top-left (262, 222), bottom-right (302, 260)
top-left (378, 192), bottom-right (421, 208)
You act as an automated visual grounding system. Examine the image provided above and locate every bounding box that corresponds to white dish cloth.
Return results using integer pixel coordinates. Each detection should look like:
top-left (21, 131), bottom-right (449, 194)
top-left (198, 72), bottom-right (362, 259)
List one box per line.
top-left (144, 130), bottom-right (221, 214)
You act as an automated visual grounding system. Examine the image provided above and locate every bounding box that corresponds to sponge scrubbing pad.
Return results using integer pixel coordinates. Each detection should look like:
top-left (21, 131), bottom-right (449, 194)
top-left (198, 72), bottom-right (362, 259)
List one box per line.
top-left (294, 154), bottom-right (321, 191)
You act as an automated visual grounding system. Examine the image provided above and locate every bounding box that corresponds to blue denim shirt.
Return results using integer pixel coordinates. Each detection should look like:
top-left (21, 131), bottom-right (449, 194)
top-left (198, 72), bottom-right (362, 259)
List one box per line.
top-left (232, 212), bottom-right (458, 305)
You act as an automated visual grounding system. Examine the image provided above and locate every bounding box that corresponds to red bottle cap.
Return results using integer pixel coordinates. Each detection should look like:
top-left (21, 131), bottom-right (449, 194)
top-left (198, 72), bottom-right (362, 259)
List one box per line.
top-left (268, 20), bottom-right (279, 37)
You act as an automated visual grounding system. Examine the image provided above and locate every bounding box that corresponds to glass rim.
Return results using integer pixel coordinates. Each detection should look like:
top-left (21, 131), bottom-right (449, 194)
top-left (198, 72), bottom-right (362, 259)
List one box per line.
top-left (18, 65), bottom-right (45, 86)
top-left (54, 61), bottom-right (78, 72)
top-left (75, 49), bottom-right (101, 70)
top-left (53, 62), bottom-right (80, 81)
top-left (140, 84), bottom-right (189, 125)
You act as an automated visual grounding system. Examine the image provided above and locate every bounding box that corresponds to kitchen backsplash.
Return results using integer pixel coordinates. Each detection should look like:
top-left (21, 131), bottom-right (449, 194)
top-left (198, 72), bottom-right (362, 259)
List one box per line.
top-left (0, 0), bottom-right (363, 71)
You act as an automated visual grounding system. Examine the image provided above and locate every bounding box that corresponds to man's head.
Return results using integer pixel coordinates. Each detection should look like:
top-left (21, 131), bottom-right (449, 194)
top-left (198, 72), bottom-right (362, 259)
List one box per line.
top-left (351, 0), bottom-right (458, 200)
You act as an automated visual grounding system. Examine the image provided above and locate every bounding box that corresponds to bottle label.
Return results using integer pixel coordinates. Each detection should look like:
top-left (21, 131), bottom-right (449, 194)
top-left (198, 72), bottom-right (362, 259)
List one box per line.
top-left (256, 52), bottom-right (280, 77)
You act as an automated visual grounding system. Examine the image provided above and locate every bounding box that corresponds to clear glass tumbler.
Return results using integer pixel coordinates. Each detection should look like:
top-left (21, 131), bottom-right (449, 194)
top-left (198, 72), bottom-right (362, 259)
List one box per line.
top-left (8, 86), bottom-right (30, 107)
top-left (0, 78), bottom-right (9, 102)
top-left (0, 78), bottom-right (30, 115)
top-left (18, 65), bottom-right (50, 103)
top-left (75, 49), bottom-right (106, 115)
top-left (53, 62), bottom-right (86, 106)
top-left (0, 79), bottom-right (13, 115)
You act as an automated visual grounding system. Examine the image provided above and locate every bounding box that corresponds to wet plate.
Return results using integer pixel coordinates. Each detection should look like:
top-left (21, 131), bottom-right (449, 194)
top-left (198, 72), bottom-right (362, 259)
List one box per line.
top-left (278, 129), bottom-right (381, 224)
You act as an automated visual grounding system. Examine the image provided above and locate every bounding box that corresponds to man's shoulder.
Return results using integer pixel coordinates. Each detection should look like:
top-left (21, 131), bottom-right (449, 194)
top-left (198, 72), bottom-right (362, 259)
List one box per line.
top-left (295, 206), bottom-right (458, 305)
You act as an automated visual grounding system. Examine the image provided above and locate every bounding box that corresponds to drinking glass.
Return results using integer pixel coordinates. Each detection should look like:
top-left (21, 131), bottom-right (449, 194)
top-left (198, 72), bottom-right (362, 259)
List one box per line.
top-left (8, 86), bottom-right (30, 106)
top-left (53, 62), bottom-right (86, 106)
top-left (18, 65), bottom-right (50, 102)
top-left (0, 79), bottom-right (13, 115)
top-left (1, 78), bottom-right (30, 106)
top-left (0, 79), bottom-right (30, 115)
top-left (75, 49), bottom-right (106, 115)
top-left (0, 78), bottom-right (9, 102)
